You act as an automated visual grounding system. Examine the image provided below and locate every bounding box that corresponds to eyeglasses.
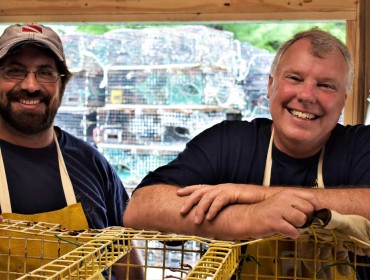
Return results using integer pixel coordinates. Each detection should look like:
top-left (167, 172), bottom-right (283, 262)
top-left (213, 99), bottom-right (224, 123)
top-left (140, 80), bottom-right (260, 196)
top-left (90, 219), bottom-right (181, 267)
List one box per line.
top-left (0, 66), bottom-right (65, 83)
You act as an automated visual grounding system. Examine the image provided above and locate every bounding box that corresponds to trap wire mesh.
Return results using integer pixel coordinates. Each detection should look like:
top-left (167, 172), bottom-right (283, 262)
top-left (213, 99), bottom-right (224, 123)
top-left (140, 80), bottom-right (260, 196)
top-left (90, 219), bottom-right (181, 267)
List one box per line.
top-left (1, 219), bottom-right (370, 279)
top-left (55, 27), bottom-right (274, 196)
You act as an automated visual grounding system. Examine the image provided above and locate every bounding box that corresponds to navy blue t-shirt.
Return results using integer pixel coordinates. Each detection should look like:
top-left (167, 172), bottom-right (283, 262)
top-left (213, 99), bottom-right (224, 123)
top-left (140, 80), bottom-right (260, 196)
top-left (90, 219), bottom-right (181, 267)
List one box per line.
top-left (0, 126), bottom-right (129, 229)
top-left (137, 118), bottom-right (370, 189)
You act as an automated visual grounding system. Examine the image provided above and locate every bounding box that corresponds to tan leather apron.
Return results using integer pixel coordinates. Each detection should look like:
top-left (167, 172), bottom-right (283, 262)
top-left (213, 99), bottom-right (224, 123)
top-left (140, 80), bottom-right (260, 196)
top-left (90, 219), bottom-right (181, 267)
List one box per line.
top-left (0, 133), bottom-right (93, 278)
top-left (240, 130), bottom-right (353, 279)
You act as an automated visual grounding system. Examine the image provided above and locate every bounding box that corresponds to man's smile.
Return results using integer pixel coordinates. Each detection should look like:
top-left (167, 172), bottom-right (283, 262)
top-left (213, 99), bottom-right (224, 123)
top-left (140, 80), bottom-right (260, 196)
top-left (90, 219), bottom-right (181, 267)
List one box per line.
top-left (288, 109), bottom-right (318, 120)
top-left (19, 98), bottom-right (41, 105)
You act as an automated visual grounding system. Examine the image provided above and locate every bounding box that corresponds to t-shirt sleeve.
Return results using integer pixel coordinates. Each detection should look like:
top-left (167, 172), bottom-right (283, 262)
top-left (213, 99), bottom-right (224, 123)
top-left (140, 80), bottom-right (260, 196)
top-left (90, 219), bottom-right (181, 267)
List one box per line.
top-left (106, 164), bottom-right (129, 227)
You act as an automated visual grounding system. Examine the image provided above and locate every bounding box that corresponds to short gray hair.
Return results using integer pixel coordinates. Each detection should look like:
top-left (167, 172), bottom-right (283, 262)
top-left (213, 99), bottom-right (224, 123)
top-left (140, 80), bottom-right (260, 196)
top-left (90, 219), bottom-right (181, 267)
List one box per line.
top-left (270, 27), bottom-right (353, 93)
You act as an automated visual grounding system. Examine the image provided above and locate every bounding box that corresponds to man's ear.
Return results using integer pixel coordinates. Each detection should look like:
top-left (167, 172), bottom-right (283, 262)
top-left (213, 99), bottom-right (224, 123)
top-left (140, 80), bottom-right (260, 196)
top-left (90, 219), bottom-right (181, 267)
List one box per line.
top-left (267, 75), bottom-right (273, 98)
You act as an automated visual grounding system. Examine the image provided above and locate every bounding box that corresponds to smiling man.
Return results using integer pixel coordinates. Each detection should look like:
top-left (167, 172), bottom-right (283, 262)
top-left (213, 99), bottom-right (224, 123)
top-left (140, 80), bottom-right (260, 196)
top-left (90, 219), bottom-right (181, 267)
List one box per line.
top-left (0, 23), bottom-right (143, 279)
top-left (124, 27), bottom-right (370, 278)
top-left (124, 27), bottom-right (370, 240)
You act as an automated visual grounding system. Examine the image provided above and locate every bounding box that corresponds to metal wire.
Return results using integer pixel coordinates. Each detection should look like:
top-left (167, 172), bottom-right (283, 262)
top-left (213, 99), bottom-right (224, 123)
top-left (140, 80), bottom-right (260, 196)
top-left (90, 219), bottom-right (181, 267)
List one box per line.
top-left (1, 219), bottom-right (370, 279)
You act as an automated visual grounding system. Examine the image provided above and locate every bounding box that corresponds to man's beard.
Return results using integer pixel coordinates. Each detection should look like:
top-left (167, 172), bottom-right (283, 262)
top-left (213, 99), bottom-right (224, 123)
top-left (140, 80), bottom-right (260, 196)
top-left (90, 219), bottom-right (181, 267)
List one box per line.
top-left (0, 90), bottom-right (60, 135)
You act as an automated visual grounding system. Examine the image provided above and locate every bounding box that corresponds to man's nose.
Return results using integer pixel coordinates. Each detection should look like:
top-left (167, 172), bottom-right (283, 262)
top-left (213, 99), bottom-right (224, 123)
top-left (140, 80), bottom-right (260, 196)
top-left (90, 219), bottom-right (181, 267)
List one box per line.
top-left (297, 82), bottom-right (317, 104)
top-left (20, 72), bottom-right (41, 92)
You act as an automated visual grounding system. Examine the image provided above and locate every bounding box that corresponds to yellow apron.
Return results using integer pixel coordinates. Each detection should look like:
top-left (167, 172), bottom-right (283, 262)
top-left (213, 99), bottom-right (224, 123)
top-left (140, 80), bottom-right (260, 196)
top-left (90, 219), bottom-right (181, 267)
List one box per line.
top-left (0, 133), bottom-right (95, 279)
top-left (240, 130), bottom-right (353, 279)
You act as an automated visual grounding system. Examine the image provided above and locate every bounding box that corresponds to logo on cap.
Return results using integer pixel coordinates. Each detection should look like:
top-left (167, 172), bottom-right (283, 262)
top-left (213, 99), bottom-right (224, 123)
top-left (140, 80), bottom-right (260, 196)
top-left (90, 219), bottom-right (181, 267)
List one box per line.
top-left (21, 24), bottom-right (43, 34)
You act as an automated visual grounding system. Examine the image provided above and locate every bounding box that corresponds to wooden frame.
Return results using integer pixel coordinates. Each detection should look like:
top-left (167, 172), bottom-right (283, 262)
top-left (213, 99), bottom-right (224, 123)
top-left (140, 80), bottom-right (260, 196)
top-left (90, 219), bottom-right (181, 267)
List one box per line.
top-left (0, 1), bottom-right (357, 22)
top-left (0, 0), bottom-right (368, 124)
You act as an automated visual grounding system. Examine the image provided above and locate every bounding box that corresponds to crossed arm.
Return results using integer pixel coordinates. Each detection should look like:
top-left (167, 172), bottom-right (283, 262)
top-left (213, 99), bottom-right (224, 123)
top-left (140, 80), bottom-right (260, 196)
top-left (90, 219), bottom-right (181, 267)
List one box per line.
top-left (123, 183), bottom-right (370, 240)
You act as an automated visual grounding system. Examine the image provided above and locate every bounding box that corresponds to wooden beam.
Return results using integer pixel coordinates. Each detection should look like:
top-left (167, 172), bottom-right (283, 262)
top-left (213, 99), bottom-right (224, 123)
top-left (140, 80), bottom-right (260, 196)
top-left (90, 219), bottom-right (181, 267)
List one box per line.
top-left (0, 12), bottom-right (356, 23)
top-left (365, 0), bottom-right (370, 124)
top-left (345, 21), bottom-right (360, 125)
top-left (343, 0), bottom-right (365, 125)
top-left (0, 0), bottom-right (357, 22)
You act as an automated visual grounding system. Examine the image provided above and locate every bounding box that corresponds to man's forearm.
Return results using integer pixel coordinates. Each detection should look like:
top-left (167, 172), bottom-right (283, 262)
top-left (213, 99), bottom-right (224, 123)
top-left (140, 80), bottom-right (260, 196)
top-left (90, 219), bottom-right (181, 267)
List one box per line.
top-left (124, 184), bottom-right (198, 234)
top-left (314, 188), bottom-right (370, 219)
top-left (123, 184), bottom-right (309, 240)
top-left (123, 184), bottom-right (240, 239)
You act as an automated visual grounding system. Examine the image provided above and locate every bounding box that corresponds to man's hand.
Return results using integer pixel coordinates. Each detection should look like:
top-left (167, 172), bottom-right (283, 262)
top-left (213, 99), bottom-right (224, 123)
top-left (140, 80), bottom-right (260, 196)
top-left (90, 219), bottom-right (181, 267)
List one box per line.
top-left (0, 215), bottom-right (3, 222)
top-left (240, 190), bottom-right (321, 239)
top-left (178, 184), bottom-right (267, 223)
top-left (177, 184), bottom-right (322, 239)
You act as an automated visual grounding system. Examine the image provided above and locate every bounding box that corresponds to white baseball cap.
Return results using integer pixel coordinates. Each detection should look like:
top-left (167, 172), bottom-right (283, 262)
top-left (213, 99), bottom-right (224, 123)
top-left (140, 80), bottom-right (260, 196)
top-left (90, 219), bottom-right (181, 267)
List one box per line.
top-left (0, 23), bottom-right (66, 63)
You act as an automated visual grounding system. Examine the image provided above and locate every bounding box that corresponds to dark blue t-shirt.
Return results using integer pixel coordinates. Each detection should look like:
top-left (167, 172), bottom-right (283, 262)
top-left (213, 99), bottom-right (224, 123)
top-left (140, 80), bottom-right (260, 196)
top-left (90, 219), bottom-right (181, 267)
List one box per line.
top-left (137, 118), bottom-right (370, 189)
top-left (0, 126), bottom-right (129, 229)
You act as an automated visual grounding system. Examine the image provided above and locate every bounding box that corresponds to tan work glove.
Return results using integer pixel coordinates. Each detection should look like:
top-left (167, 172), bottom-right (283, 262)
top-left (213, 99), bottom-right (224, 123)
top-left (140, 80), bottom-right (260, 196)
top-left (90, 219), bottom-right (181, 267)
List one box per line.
top-left (296, 209), bottom-right (370, 278)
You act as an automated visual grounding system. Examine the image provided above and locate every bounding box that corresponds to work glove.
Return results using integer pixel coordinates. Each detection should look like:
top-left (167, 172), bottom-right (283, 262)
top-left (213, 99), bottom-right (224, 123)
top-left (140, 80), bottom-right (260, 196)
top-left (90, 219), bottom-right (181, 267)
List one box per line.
top-left (297, 209), bottom-right (370, 278)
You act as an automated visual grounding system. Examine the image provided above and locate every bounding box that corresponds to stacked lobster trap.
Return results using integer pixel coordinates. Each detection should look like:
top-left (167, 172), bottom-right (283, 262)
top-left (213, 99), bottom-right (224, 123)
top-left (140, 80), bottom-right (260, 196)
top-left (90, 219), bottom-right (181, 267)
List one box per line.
top-left (94, 107), bottom-right (226, 191)
top-left (105, 66), bottom-right (206, 106)
top-left (55, 26), bottom-right (275, 190)
top-left (1, 215), bottom-right (370, 280)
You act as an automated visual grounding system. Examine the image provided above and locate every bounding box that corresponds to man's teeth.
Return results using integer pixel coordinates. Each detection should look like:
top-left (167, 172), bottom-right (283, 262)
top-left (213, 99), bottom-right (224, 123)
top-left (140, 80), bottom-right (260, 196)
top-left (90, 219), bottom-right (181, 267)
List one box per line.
top-left (290, 109), bottom-right (316, 120)
top-left (20, 99), bottom-right (40, 105)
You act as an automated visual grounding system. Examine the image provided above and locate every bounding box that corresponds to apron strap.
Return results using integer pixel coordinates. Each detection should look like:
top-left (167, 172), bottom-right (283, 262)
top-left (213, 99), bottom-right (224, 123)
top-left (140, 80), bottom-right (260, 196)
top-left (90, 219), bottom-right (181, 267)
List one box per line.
top-left (316, 146), bottom-right (325, 188)
top-left (262, 128), bottom-right (274, 187)
top-left (53, 132), bottom-right (77, 205)
top-left (0, 148), bottom-right (12, 213)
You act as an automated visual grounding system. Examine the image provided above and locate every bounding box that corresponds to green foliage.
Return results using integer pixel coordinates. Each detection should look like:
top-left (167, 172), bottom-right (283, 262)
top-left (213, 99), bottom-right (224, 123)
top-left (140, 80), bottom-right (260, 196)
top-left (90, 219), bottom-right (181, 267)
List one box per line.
top-left (75, 23), bottom-right (183, 34)
top-left (218, 22), bottom-right (346, 52)
top-left (75, 25), bottom-right (110, 34)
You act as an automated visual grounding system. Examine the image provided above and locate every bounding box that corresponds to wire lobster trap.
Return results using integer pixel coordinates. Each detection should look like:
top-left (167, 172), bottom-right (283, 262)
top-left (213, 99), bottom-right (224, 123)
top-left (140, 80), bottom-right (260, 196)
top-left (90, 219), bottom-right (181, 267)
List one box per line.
top-left (1, 217), bottom-right (370, 280)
